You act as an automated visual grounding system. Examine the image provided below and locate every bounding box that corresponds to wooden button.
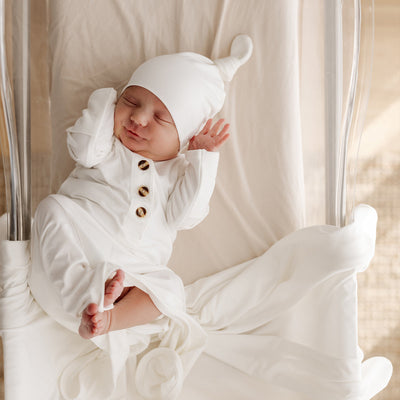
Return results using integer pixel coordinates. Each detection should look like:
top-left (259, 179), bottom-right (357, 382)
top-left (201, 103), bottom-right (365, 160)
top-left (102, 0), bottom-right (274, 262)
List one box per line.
top-left (138, 160), bottom-right (150, 170)
top-left (136, 207), bottom-right (147, 218)
top-left (138, 186), bottom-right (149, 197)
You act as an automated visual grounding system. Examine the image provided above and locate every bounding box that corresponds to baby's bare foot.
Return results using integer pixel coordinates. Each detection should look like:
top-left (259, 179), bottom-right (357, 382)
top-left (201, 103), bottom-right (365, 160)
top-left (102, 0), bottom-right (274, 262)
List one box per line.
top-left (104, 269), bottom-right (125, 308)
top-left (79, 303), bottom-right (112, 339)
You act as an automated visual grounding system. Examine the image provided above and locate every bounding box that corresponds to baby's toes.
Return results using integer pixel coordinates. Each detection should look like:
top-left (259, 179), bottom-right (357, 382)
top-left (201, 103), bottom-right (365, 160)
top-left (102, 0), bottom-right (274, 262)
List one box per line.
top-left (92, 320), bottom-right (101, 332)
top-left (98, 319), bottom-right (105, 331)
top-left (91, 313), bottom-right (101, 325)
top-left (116, 269), bottom-right (125, 282)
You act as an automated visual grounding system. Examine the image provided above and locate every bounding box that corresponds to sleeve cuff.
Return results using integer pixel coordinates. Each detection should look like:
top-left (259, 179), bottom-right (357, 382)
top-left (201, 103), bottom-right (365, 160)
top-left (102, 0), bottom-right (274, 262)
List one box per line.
top-left (185, 149), bottom-right (220, 175)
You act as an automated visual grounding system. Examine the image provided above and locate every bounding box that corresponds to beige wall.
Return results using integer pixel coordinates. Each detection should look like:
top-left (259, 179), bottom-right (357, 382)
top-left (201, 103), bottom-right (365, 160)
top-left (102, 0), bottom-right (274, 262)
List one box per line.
top-left (360, 0), bottom-right (400, 158)
top-left (357, 1), bottom-right (400, 400)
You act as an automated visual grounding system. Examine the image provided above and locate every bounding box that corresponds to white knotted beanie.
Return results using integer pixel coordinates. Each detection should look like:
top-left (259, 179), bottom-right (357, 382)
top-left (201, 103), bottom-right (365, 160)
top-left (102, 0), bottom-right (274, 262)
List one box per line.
top-left (122, 34), bottom-right (253, 150)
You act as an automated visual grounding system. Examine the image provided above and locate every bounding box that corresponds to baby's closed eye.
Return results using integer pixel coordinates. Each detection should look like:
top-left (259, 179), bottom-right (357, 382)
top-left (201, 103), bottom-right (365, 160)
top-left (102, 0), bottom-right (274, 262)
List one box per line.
top-left (123, 96), bottom-right (138, 106)
top-left (155, 113), bottom-right (173, 124)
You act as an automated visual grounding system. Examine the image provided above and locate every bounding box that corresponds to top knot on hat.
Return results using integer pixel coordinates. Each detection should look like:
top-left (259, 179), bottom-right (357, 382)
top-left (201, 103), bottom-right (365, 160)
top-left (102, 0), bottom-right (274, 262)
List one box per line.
top-left (122, 35), bottom-right (253, 150)
top-left (214, 35), bottom-right (254, 82)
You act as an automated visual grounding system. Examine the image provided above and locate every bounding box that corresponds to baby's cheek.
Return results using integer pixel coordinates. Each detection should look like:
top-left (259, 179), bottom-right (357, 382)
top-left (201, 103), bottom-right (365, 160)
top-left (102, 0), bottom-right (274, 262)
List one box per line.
top-left (113, 121), bottom-right (121, 138)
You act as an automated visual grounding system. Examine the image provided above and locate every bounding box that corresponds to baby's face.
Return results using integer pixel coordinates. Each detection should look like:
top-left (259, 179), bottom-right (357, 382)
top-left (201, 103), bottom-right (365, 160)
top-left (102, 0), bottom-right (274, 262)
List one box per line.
top-left (114, 86), bottom-right (179, 161)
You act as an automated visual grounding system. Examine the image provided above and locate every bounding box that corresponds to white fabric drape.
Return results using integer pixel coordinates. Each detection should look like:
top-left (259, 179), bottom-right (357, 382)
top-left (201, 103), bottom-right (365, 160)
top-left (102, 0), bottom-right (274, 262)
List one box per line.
top-left (0, 206), bottom-right (393, 399)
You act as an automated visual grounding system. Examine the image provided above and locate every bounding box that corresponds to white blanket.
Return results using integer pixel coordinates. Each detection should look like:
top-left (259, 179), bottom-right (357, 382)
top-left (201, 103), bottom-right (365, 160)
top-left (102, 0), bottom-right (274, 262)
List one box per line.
top-left (186, 204), bottom-right (381, 398)
top-left (1, 205), bottom-right (392, 399)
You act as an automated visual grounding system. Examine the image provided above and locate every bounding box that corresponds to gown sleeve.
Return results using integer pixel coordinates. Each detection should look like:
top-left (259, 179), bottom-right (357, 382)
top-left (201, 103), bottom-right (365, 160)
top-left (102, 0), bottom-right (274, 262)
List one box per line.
top-left (66, 87), bottom-right (117, 168)
top-left (166, 149), bottom-right (219, 230)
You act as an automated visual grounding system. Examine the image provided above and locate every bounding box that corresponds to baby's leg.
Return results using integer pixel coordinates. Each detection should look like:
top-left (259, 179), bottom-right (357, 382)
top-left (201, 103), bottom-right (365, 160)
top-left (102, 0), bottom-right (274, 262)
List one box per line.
top-left (79, 286), bottom-right (162, 339)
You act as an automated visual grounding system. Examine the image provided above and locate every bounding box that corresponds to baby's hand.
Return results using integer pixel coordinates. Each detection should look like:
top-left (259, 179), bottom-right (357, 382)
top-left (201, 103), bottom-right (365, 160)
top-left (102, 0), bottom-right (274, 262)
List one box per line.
top-left (188, 119), bottom-right (230, 152)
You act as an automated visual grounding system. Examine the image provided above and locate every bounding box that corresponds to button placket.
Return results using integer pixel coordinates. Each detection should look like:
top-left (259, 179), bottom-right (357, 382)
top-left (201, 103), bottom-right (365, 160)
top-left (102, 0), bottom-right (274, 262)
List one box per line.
top-left (134, 159), bottom-right (152, 219)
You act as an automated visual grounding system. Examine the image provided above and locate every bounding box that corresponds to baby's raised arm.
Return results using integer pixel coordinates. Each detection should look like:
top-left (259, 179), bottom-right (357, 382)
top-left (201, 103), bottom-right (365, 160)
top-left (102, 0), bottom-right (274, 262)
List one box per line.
top-left (166, 118), bottom-right (228, 231)
top-left (188, 118), bottom-right (230, 152)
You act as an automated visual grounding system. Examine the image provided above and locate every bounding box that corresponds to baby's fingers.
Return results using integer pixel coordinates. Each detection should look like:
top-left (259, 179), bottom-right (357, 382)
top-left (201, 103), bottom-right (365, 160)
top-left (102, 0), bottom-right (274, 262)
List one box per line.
top-left (199, 119), bottom-right (213, 135)
top-left (209, 119), bottom-right (225, 137)
top-left (215, 132), bottom-right (230, 148)
top-left (216, 122), bottom-right (230, 138)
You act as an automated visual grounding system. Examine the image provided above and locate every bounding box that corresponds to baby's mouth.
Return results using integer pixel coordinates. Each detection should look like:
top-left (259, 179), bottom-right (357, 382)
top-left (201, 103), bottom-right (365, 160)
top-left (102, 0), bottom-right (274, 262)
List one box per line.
top-left (126, 128), bottom-right (145, 141)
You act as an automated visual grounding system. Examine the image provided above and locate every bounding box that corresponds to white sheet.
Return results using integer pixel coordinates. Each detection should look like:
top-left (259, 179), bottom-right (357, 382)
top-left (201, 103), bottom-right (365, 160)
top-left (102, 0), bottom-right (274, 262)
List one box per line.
top-left (48, 0), bottom-right (305, 285)
top-left (0, 206), bottom-right (393, 399)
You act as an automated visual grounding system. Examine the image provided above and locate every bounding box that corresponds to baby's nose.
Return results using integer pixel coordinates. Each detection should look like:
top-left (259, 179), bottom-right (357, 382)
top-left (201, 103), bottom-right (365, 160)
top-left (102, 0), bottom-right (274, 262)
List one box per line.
top-left (131, 109), bottom-right (149, 127)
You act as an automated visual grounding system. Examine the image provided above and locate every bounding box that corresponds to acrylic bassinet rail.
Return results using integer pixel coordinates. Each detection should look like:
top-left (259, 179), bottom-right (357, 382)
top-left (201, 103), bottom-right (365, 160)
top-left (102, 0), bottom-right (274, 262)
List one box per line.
top-left (0, 0), bottom-right (30, 241)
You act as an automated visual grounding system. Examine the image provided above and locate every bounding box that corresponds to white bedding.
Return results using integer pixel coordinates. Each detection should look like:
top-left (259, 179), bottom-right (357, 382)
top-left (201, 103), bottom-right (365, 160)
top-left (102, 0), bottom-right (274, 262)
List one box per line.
top-left (0, 206), bottom-right (393, 399)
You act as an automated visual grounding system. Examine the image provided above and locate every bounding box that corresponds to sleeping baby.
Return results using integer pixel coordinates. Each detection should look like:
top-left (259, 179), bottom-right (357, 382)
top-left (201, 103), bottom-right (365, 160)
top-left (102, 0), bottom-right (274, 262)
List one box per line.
top-left (28, 34), bottom-right (253, 398)
top-left (78, 86), bottom-right (230, 338)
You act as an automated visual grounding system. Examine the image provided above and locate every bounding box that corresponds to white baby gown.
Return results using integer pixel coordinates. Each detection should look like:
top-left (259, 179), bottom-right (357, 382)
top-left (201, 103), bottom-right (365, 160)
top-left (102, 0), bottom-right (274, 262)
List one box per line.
top-left (28, 88), bottom-right (220, 400)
